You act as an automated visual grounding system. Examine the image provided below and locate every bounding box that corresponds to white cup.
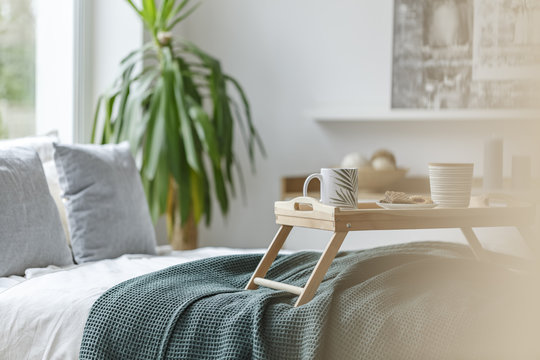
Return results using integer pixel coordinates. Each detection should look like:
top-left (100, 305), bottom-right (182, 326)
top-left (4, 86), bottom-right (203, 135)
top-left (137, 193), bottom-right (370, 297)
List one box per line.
top-left (303, 168), bottom-right (358, 208)
top-left (429, 163), bottom-right (473, 208)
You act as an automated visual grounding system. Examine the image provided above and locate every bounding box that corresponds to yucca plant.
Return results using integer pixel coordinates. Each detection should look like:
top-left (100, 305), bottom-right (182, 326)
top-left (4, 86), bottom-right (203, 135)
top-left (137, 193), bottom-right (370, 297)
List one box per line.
top-left (92, 0), bottom-right (264, 249)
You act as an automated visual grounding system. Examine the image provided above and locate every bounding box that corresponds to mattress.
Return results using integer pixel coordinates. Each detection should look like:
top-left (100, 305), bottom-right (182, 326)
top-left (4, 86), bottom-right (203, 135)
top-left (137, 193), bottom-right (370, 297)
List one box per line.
top-left (0, 247), bottom-right (269, 360)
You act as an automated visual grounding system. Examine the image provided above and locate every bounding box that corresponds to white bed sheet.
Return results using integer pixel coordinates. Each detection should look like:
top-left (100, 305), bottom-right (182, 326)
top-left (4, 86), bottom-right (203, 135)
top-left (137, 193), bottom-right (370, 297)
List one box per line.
top-left (0, 247), bottom-right (266, 360)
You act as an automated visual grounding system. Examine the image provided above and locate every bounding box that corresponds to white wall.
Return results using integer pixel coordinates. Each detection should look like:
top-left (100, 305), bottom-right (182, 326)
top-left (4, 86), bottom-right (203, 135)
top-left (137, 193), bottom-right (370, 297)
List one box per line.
top-left (83, 0), bottom-right (539, 254)
top-left (177, 0), bottom-right (540, 254)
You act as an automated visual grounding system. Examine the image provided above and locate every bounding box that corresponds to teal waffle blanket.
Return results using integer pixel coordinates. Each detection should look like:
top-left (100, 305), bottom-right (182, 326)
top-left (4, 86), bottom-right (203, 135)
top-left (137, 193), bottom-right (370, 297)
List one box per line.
top-left (80, 242), bottom-right (540, 359)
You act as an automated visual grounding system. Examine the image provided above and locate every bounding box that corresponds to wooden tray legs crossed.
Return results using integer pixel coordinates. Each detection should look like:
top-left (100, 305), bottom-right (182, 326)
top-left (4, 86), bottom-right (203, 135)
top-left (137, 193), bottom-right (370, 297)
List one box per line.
top-left (245, 225), bottom-right (347, 307)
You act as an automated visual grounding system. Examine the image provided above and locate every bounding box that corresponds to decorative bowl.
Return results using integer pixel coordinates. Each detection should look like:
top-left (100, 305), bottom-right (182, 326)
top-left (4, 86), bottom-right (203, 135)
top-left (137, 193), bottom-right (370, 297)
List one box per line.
top-left (357, 168), bottom-right (408, 192)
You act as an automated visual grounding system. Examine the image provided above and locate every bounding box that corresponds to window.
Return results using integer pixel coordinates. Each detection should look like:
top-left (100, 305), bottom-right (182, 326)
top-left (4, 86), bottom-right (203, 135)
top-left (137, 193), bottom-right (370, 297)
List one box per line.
top-left (0, 0), bottom-right (36, 139)
top-left (0, 0), bottom-right (75, 142)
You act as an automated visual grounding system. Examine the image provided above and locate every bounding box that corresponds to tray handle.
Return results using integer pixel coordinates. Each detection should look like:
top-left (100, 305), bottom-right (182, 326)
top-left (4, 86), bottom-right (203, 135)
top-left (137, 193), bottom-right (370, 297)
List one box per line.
top-left (275, 196), bottom-right (337, 215)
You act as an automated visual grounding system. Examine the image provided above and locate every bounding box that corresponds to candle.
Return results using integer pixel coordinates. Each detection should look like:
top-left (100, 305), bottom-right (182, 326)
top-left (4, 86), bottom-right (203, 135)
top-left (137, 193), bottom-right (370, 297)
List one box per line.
top-left (484, 137), bottom-right (503, 191)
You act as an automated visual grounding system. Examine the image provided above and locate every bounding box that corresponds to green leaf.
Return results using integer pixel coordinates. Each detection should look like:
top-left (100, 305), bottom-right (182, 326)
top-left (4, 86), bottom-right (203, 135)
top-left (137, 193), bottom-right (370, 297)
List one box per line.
top-left (166, 2), bottom-right (201, 30)
top-left (157, 0), bottom-right (175, 29)
top-left (91, 95), bottom-right (103, 143)
top-left (175, 138), bottom-right (191, 225)
top-left (120, 42), bottom-right (154, 67)
top-left (142, 81), bottom-right (164, 179)
top-left (227, 97), bottom-right (249, 150)
top-left (142, 0), bottom-right (157, 24)
top-left (178, 57), bottom-right (202, 104)
top-left (157, 49), bottom-right (192, 225)
top-left (162, 78), bottom-right (183, 182)
top-left (102, 91), bottom-right (120, 144)
top-left (112, 64), bottom-right (135, 143)
top-left (121, 68), bottom-right (159, 145)
top-left (169, 0), bottom-right (190, 20)
top-left (188, 104), bottom-right (220, 167)
top-left (145, 178), bottom-right (160, 223)
top-left (155, 154), bottom-right (169, 214)
top-left (212, 163), bottom-right (229, 214)
top-left (226, 74), bottom-right (267, 161)
top-left (190, 169), bottom-right (203, 224)
top-left (165, 49), bottom-right (201, 173)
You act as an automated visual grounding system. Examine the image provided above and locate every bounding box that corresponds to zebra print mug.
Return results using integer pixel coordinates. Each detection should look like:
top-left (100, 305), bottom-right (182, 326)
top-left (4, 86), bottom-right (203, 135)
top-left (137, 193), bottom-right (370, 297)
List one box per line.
top-left (303, 168), bottom-right (358, 209)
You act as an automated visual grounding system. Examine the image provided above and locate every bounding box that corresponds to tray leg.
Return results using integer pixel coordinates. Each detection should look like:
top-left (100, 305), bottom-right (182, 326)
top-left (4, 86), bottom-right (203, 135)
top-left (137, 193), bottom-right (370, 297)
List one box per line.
top-left (460, 227), bottom-right (484, 260)
top-left (462, 227), bottom-right (538, 270)
top-left (295, 231), bottom-right (348, 307)
top-left (245, 225), bottom-right (293, 290)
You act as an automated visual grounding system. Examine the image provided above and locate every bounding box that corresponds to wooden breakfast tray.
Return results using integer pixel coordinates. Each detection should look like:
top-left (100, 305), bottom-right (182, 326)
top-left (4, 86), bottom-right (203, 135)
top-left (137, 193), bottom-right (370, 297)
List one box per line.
top-left (245, 196), bottom-right (537, 307)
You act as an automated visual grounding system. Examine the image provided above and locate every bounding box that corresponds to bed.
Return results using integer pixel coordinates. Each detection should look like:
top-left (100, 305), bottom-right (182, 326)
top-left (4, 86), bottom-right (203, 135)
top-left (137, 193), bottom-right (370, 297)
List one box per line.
top-left (1, 137), bottom-right (539, 359)
top-left (0, 247), bottom-right (267, 359)
top-left (3, 242), bottom-right (539, 359)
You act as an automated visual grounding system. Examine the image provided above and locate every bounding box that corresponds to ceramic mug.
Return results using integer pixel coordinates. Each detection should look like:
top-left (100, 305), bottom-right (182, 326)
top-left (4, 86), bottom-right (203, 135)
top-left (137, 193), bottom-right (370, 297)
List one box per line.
top-left (303, 168), bottom-right (358, 208)
top-left (428, 163), bottom-right (473, 207)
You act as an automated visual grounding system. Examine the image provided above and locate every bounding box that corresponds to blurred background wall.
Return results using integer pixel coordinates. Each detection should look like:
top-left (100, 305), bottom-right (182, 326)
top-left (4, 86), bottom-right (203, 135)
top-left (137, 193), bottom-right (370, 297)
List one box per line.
top-left (88, 0), bottom-right (540, 252)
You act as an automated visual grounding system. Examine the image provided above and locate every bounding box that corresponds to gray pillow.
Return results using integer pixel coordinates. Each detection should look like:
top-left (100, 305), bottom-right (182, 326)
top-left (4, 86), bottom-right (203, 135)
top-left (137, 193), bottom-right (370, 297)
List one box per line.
top-left (0, 147), bottom-right (73, 277)
top-left (54, 142), bottom-right (156, 263)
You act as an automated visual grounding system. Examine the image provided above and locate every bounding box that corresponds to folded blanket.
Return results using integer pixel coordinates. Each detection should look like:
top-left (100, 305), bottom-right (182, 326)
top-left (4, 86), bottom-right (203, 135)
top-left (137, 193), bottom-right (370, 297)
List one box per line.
top-left (80, 242), bottom-right (540, 359)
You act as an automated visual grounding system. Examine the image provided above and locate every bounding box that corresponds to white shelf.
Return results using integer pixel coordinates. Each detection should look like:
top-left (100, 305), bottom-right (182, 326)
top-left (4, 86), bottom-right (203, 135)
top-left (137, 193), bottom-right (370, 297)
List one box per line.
top-left (311, 109), bottom-right (540, 122)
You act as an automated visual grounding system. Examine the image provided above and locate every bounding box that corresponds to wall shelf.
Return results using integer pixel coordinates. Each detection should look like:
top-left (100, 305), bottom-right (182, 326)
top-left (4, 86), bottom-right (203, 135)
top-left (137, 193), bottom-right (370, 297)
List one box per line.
top-left (311, 109), bottom-right (540, 123)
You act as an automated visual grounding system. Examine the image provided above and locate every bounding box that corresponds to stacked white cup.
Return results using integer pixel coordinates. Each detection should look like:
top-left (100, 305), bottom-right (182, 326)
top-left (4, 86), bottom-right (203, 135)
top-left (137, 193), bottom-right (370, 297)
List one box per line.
top-left (429, 163), bottom-right (474, 208)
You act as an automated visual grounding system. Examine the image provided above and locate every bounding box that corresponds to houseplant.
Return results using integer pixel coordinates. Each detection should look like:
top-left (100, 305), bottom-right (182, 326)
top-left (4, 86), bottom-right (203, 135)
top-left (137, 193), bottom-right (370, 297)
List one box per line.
top-left (92, 0), bottom-right (264, 250)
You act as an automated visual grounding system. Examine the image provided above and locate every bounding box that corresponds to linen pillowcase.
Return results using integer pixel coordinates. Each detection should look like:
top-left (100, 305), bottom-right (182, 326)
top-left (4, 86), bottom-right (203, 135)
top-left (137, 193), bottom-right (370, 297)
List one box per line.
top-left (0, 132), bottom-right (71, 243)
top-left (0, 147), bottom-right (73, 277)
top-left (0, 132), bottom-right (58, 163)
top-left (54, 142), bottom-right (156, 263)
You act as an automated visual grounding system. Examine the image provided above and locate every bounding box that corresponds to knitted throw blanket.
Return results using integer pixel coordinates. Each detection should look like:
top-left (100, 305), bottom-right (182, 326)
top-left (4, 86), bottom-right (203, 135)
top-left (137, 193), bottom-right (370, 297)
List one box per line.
top-left (79, 242), bottom-right (540, 359)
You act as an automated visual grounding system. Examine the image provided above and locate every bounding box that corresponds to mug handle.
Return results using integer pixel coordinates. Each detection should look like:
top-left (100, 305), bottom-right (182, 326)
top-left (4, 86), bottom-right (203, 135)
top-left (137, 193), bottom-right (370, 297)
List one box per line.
top-left (303, 173), bottom-right (323, 200)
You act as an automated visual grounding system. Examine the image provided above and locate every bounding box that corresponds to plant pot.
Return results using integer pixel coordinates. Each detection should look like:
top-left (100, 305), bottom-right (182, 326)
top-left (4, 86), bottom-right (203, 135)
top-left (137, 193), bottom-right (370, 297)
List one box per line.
top-left (169, 212), bottom-right (198, 250)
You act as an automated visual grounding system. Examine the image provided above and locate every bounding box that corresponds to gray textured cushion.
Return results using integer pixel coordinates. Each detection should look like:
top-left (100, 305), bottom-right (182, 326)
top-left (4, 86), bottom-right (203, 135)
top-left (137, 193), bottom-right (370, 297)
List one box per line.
top-left (0, 147), bottom-right (73, 277)
top-left (54, 142), bottom-right (156, 263)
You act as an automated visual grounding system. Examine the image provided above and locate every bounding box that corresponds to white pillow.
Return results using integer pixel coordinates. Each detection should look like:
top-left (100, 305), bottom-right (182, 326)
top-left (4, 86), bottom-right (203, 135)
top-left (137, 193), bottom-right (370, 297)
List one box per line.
top-left (0, 132), bottom-right (58, 163)
top-left (0, 147), bottom-right (73, 277)
top-left (0, 132), bottom-right (71, 243)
